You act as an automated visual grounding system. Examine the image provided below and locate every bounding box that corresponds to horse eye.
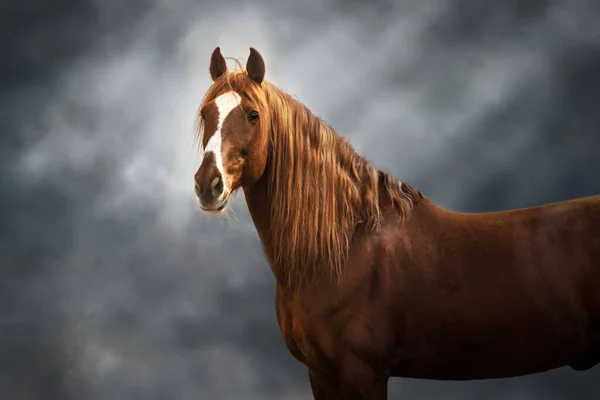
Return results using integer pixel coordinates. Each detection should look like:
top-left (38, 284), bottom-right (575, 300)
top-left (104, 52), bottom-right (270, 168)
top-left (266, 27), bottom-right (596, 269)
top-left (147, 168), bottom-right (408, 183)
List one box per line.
top-left (247, 110), bottom-right (259, 123)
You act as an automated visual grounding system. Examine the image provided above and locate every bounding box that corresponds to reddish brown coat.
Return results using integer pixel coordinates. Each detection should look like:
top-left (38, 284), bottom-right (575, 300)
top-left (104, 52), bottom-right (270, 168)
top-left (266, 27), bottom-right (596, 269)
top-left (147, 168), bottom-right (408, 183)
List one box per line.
top-left (194, 47), bottom-right (600, 399)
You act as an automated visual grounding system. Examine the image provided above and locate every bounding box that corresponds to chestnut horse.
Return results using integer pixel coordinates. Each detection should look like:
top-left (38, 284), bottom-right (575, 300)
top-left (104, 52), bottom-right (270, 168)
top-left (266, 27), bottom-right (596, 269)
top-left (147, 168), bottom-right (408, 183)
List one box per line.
top-left (192, 47), bottom-right (600, 399)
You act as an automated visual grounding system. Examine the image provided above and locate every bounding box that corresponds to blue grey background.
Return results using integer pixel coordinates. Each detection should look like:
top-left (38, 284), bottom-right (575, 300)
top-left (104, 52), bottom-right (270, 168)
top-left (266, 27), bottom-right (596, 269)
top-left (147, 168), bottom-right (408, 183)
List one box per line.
top-left (2, 0), bottom-right (600, 399)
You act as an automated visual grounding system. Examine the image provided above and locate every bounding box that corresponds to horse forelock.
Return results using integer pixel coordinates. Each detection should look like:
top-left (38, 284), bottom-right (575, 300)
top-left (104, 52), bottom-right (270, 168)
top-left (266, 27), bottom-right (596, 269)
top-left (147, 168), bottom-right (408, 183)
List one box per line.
top-left (193, 60), bottom-right (255, 149)
top-left (194, 67), bottom-right (421, 288)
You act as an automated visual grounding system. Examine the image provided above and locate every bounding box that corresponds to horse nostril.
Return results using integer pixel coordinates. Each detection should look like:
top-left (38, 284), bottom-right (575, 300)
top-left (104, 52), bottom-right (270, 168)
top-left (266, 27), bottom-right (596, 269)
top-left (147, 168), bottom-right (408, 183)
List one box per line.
top-left (211, 176), bottom-right (224, 196)
top-left (194, 181), bottom-right (204, 197)
top-left (195, 175), bottom-right (224, 203)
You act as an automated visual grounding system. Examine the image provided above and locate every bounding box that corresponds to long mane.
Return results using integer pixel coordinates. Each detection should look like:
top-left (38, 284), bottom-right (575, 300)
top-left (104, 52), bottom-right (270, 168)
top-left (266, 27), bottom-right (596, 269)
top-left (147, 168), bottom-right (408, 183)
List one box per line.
top-left (195, 68), bottom-right (422, 288)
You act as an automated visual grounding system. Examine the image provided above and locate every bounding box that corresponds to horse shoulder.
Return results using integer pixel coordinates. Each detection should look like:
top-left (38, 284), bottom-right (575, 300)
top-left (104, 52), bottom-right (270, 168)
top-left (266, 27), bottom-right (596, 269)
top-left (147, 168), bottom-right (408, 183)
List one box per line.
top-left (298, 224), bottom-right (409, 368)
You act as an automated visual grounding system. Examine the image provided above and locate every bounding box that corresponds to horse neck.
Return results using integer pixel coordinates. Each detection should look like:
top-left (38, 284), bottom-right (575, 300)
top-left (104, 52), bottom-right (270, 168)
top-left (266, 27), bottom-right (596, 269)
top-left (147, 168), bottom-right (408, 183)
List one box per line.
top-left (242, 170), bottom-right (277, 269)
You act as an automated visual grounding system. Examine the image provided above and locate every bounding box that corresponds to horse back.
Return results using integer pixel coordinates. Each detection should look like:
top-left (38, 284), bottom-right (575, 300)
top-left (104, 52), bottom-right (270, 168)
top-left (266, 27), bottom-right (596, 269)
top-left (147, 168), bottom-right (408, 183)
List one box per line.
top-left (375, 194), bottom-right (600, 379)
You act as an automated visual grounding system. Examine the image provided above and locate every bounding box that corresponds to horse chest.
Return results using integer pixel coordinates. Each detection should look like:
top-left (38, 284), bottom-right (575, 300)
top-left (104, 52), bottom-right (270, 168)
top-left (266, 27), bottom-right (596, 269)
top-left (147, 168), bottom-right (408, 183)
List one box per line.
top-left (275, 289), bottom-right (308, 364)
top-left (275, 292), bottom-right (342, 371)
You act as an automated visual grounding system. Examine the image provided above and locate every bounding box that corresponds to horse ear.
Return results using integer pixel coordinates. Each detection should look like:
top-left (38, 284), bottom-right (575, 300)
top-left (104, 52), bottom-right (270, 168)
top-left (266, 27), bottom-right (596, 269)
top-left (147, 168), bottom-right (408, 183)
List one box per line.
top-left (209, 47), bottom-right (228, 81)
top-left (246, 47), bottom-right (265, 84)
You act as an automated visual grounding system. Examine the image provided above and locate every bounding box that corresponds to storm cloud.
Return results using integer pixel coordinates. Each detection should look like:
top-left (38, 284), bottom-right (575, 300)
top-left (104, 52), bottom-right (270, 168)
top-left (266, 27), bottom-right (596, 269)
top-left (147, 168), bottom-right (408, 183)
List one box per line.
top-left (2, 0), bottom-right (600, 399)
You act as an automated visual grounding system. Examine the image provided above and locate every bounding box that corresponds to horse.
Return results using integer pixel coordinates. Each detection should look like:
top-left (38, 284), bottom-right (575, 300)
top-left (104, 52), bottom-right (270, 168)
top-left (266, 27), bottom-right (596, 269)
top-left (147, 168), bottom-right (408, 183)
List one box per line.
top-left (192, 46), bottom-right (600, 399)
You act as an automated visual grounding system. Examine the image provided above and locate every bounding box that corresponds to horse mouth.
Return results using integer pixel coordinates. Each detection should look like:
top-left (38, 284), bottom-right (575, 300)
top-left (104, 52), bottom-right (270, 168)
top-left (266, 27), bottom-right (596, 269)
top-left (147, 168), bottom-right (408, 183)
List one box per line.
top-left (199, 196), bottom-right (229, 214)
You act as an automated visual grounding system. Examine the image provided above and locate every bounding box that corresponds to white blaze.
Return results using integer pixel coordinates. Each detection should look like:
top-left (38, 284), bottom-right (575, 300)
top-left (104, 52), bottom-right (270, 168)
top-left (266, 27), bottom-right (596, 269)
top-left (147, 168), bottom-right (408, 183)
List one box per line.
top-left (202, 91), bottom-right (241, 191)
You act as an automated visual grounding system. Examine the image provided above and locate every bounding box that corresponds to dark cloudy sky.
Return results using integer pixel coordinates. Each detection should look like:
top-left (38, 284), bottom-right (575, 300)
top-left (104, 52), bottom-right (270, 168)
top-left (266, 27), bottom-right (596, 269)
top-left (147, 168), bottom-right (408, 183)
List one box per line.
top-left (2, 0), bottom-right (600, 399)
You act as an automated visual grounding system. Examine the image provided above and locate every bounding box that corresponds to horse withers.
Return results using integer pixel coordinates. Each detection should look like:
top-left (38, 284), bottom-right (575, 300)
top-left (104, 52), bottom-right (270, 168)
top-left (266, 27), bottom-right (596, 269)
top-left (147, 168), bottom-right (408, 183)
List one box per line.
top-left (192, 46), bottom-right (600, 399)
